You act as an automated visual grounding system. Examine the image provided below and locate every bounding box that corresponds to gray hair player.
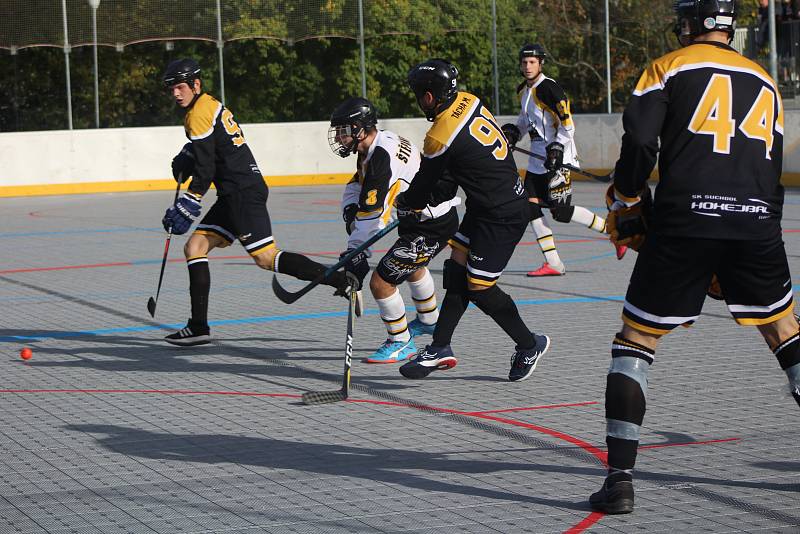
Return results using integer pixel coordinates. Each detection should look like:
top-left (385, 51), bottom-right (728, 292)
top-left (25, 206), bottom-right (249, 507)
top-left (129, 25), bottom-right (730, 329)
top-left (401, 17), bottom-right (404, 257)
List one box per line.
top-left (502, 44), bottom-right (626, 276)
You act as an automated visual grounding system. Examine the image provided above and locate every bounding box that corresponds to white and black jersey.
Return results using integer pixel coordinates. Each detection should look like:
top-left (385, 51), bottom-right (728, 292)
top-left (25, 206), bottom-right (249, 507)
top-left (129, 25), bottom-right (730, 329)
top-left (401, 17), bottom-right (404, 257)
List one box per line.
top-left (514, 75), bottom-right (579, 174)
top-left (342, 130), bottom-right (460, 252)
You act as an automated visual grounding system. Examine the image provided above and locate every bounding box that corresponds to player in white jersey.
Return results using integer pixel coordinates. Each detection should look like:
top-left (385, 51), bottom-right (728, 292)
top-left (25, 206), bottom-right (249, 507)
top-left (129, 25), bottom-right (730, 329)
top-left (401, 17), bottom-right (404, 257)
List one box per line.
top-left (502, 44), bottom-right (626, 276)
top-left (329, 97), bottom-right (460, 363)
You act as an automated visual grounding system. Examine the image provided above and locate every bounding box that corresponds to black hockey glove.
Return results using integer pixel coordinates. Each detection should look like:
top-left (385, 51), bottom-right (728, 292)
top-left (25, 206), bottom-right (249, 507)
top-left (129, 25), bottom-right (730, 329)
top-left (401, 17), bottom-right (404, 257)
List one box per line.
top-left (342, 203), bottom-right (358, 235)
top-left (339, 249), bottom-right (370, 288)
top-left (162, 192), bottom-right (202, 235)
top-left (605, 185), bottom-right (651, 252)
top-left (544, 142), bottom-right (564, 171)
top-left (394, 192), bottom-right (423, 223)
top-left (501, 123), bottom-right (521, 146)
top-left (171, 143), bottom-right (195, 183)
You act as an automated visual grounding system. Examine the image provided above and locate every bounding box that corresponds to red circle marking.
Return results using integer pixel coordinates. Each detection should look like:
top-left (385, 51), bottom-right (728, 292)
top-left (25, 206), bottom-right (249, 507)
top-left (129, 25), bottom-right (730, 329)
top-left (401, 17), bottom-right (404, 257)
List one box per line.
top-left (0, 388), bottom-right (605, 532)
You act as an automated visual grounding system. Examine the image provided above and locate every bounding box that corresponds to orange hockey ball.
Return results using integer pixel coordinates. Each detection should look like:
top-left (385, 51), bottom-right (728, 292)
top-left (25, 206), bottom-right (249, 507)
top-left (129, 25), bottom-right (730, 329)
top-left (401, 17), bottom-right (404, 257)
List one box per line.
top-left (20, 348), bottom-right (32, 360)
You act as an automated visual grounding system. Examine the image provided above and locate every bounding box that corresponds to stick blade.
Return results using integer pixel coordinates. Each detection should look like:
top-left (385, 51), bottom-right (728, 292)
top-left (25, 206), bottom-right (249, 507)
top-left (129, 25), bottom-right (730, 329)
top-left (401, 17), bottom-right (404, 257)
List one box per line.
top-left (147, 297), bottom-right (157, 317)
top-left (302, 389), bottom-right (347, 405)
top-left (271, 275), bottom-right (304, 304)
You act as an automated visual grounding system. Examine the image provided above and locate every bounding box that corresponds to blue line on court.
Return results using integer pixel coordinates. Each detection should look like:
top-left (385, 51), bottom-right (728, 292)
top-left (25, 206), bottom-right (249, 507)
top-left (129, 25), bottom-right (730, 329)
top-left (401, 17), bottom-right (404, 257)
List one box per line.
top-left (0, 295), bottom-right (625, 342)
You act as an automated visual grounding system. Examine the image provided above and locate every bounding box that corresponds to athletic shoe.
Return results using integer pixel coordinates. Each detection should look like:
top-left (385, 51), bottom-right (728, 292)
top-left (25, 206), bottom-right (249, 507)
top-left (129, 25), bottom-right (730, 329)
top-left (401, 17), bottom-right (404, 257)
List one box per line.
top-left (364, 338), bottom-right (417, 364)
top-left (526, 262), bottom-right (565, 277)
top-left (508, 333), bottom-right (550, 382)
top-left (399, 344), bottom-right (458, 379)
top-left (165, 321), bottom-right (211, 346)
top-left (615, 244), bottom-right (628, 260)
top-left (408, 318), bottom-right (436, 337)
top-left (589, 476), bottom-right (635, 514)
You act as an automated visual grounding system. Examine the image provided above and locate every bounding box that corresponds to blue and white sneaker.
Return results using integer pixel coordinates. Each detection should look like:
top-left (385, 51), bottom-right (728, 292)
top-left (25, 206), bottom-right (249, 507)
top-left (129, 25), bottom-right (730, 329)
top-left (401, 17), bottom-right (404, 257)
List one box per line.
top-left (399, 344), bottom-right (458, 379)
top-left (364, 338), bottom-right (417, 364)
top-left (408, 318), bottom-right (436, 337)
top-left (508, 333), bottom-right (550, 382)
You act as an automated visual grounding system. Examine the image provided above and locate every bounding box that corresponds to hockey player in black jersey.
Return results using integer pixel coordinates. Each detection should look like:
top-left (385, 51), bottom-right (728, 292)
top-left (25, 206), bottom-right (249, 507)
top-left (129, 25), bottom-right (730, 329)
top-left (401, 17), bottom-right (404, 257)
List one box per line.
top-left (501, 43), bottom-right (626, 277)
top-left (161, 59), bottom-right (356, 346)
top-left (589, 0), bottom-right (800, 514)
top-left (329, 97), bottom-right (460, 363)
top-left (396, 59), bottom-right (550, 382)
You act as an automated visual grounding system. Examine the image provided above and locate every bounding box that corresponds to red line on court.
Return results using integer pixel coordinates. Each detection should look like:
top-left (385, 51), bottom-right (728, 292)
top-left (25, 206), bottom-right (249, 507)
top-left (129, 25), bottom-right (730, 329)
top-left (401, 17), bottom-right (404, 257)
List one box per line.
top-left (0, 387), bottom-right (607, 533)
top-left (639, 437), bottom-right (740, 450)
top-left (465, 401), bottom-right (598, 415)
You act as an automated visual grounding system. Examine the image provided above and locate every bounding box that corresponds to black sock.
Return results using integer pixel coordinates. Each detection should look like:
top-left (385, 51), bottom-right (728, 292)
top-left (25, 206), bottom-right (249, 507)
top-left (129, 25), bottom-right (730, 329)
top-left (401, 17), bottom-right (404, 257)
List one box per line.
top-left (274, 250), bottom-right (345, 288)
top-left (432, 288), bottom-right (470, 347)
top-left (468, 286), bottom-right (535, 348)
top-left (188, 258), bottom-right (210, 329)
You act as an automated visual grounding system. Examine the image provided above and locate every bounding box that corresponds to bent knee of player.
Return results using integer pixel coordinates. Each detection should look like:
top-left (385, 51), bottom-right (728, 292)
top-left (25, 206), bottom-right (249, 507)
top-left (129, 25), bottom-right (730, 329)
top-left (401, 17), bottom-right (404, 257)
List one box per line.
top-left (449, 247), bottom-right (468, 265)
top-left (252, 247), bottom-right (277, 270)
top-left (184, 235), bottom-right (211, 258)
top-left (369, 271), bottom-right (395, 298)
top-left (620, 323), bottom-right (661, 352)
top-left (758, 312), bottom-right (800, 350)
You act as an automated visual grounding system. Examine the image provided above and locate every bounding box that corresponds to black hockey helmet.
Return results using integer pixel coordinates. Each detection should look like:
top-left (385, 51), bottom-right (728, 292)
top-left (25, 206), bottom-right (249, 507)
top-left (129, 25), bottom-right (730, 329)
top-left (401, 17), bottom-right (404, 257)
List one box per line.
top-left (328, 97), bottom-right (378, 158)
top-left (407, 59), bottom-right (459, 121)
top-left (519, 43), bottom-right (547, 63)
top-left (673, 0), bottom-right (736, 43)
top-left (162, 58), bottom-right (201, 88)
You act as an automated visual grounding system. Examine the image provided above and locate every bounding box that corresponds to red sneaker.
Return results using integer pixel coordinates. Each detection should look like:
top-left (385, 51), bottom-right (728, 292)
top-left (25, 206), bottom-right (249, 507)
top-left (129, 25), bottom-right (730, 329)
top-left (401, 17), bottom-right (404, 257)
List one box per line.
top-left (526, 262), bottom-right (565, 277)
top-left (615, 244), bottom-right (628, 260)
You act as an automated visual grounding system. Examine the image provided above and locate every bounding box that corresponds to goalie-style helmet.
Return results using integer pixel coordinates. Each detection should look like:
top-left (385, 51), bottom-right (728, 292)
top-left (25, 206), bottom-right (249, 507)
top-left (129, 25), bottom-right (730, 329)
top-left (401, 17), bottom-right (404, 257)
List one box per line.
top-left (674, 0), bottom-right (736, 42)
top-left (328, 97), bottom-right (378, 158)
top-left (163, 58), bottom-right (201, 88)
top-left (407, 59), bottom-right (459, 121)
top-left (519, 43), bottom-right (548, 63)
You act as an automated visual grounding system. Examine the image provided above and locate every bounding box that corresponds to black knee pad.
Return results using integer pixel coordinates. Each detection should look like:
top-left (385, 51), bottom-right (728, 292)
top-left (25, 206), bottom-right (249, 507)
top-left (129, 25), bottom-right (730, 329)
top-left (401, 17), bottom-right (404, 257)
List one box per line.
top-left (468, 285), bottom-right (510, 315)
top-left (550, 204), bottom-right (575, 223)
top-left (528, 202), bottom-right (544, 222)
top-left (605, 373), bottom-right (646, 426)
top-left (442, 259), bottom-right (468, 292)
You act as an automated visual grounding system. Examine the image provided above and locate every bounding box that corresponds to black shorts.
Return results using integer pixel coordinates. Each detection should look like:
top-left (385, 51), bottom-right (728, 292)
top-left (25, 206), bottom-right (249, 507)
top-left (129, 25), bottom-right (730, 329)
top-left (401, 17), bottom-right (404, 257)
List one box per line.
top-left (449, 201), bottom-right (529, 287)
top-left (377, 208), bottom-right (459, 285)
top-left (623, 232), bottom-right (794, 334)
top-left (524, 169), bottom-right (572, 208)
top-left (193, 187), bottom-right (275, 257)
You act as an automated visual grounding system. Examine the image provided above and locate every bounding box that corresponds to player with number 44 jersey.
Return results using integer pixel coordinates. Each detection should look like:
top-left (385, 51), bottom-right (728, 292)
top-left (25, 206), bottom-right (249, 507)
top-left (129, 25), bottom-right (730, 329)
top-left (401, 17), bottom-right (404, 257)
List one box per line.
top-left (592, 0), bottom-right (799, 516)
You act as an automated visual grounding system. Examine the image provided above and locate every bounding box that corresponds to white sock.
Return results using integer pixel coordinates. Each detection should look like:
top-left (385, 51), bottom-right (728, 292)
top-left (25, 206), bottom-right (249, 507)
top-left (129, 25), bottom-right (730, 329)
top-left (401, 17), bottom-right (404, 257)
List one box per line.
top-left (571, 205), bottom-right (606, 233)
top-left (376, 289), bottom-right (410, 342)
top-left (531, 217), bottom-right (563, 268)
top-left (407, 269), bottom-right (438, 324)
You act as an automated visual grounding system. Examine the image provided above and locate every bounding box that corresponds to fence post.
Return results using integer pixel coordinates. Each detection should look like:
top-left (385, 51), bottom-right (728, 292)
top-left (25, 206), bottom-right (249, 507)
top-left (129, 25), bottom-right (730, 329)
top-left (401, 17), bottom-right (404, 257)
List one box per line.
top-left (216, 0), bottom-right (225, 105)
top-left (769, 0), bottom-right (778, 82)
top-left (491, 0), bottom-right (499, 116)
top-left (358, 0), bottom-right (366, 98)
top-left (89, 0), bottom-right (101, 128)
top-left (605, 0), bottom-right (611, 113)
top-left (62, 0), bottom-right (73, 130)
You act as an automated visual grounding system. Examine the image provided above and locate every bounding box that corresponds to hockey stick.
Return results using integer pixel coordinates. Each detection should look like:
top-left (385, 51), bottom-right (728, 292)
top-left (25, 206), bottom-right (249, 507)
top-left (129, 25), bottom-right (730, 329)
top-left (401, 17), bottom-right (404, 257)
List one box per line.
top-left (271, 218), bottom-right (400, 304)
top-left (511, 145), bottom-right (611, 183)
top-left (147, 174), bottom-right (183, 317)
top-left (301, 273), bottom-right (358, 405)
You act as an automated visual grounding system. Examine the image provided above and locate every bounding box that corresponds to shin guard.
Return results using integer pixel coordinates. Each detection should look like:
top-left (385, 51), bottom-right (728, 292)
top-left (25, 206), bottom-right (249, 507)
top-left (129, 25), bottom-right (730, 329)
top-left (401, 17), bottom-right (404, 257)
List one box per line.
top-left (774, 332), bottom-right (800, 408)
top-left (468, 285), bottom-right (534, 349)
top-left (187, 256), bottom-right (210, 327)
top-left (433, 260), bottom-right (469, 347)
top-left (605, 333), bottom-right (654, 471)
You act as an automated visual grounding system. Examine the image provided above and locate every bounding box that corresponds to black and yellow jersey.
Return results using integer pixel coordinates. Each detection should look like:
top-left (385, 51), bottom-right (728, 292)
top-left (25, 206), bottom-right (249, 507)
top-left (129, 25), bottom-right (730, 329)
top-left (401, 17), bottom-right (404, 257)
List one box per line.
top-left (183, 93), bottom-right (266, 198)
top-left (404, 91), bottom-right (526, 213)
top-left (614, 41), bottom-right (784, 240)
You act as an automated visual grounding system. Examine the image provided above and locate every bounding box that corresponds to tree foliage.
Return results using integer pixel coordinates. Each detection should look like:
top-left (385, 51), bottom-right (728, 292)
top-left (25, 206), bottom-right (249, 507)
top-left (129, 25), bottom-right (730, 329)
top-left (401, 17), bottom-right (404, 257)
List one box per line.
top-left (0, 0), bottom-right (681, 132)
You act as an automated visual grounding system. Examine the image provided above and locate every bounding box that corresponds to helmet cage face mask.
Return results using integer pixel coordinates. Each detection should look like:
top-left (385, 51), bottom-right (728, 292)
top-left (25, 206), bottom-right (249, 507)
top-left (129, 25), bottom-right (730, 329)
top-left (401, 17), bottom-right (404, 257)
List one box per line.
top-left (328, 123), bottom-right (363, 158)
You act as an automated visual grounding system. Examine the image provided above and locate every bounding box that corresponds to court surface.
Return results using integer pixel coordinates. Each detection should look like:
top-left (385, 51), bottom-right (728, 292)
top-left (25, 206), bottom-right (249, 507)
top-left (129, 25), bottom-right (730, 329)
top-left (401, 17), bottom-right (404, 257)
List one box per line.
top-left (0, 182), bottom-right (798, 533)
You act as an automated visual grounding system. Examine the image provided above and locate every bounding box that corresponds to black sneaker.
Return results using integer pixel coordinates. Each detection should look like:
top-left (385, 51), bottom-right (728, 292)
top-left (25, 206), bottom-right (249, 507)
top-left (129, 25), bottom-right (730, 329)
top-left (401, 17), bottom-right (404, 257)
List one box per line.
top-left (165, 321), bottom-right (211, 346)
top-left (399, 344), bottom-right (458, 379)
top-left (508, 333), bottom-right (550, 382)
top-left (589, 476), bottom-right (635, 514)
